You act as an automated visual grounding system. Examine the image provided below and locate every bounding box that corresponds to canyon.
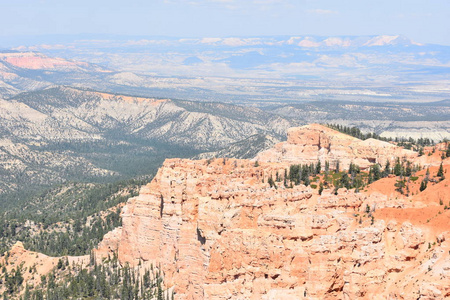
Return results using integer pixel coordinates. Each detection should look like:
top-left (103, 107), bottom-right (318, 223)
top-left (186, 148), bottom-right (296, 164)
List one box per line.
top-left (0, 86), bottom-right (292, 194)
top-left (92, 124), bottom-right (450, 299)
top-left (1, 28), bottom-right (450, 300)
top-left (2, 124), bottom-right (449, 299)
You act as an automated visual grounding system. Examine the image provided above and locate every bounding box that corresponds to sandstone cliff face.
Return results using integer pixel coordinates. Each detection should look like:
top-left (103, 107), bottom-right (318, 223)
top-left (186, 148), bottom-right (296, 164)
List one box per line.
top-left (255, 124), bottom-right (418, 170)
top-left (105, 156), bottom-right (450, 299)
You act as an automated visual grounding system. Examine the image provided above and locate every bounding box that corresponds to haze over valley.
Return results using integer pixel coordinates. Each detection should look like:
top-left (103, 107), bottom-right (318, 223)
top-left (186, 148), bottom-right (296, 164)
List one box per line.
top-left (0, 0), bottom-right (449, 298)
top-left (5, 34), bottom-right (450, 104)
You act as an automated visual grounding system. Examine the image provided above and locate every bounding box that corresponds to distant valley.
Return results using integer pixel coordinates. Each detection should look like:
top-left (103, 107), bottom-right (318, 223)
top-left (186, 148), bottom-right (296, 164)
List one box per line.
top-left (0, 34), bottom-right (448, 244)
top-left (0, 86), bottom-right (293, 195)
top-left (0, 84), bottom-right (448, 197)
top-left (3, 34), bottom-right (450, 103)
top-left (0, 35), bottom-right (449, 299)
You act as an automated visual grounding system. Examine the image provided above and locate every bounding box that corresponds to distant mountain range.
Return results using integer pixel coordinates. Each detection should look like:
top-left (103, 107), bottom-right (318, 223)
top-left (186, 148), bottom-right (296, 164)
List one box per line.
top-left (13, 34), bottom-right (450, 77)
top-left (2, 35), bottom-right (448, 103)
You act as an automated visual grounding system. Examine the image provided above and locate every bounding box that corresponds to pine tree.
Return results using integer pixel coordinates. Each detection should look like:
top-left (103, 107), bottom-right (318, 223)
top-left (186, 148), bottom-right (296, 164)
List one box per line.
top-left (304, 175), bottom-right (310, 186)
top-left (268, 176), bottom-right (275, 188)
top-left (23, 285), bottom-right (30, 300)
top-left (284, 169), bottom-right (288, 187)
top-left (437, 162), bottom-right (444, 179)
top-left (393, 158), bottom-right (402, 176)
top-left (405, 161), bottom-right (412, 177)
top-left (316, 160), bottom-right (321, 174)
top-left (372, 164), bottom-right (381, 181)
top-left (340, 173), bottom-right (350, 189)
top-left (395, 180), bottom-right (405, 194)
top-left (301, 167), bottom-right (310, 186)
top-left (368, 170), bottom-right (374, 184)
top-left (419, 179), bottom-right (427, 192)
top-left (383, 160), bottom-right (391, 177)
top-left (318, 182), bottom-right (324, 195)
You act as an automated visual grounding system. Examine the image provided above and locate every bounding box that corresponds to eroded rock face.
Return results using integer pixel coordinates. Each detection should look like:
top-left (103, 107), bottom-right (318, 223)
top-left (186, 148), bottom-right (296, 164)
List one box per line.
top-left (107, 157), bottom-right (450, 299)
top-left (255, 124), bottom-right (418, 170)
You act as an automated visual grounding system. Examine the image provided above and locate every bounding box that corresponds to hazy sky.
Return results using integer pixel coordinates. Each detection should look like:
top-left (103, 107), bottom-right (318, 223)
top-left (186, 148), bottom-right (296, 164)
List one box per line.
top-left (1, 0), bottom-right (449, 45)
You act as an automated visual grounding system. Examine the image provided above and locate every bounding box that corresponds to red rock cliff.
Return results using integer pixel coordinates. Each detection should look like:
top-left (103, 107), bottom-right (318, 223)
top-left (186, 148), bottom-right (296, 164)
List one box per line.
top-left (255, 124), bottom-right (418, 170)
top-left (97, 159), bottom-right (450, 299)
top-left (96, 126), bottom-right (450, 299)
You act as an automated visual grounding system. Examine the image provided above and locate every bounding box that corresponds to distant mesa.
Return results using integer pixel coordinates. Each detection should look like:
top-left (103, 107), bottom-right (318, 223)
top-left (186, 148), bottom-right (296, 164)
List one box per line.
top-left (363, 35), bottom-right (422, 47)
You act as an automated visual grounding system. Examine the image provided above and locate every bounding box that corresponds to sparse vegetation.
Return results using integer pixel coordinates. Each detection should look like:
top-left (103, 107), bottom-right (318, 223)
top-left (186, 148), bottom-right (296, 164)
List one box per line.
top-left (1, 252), bottom-right (171, 300)
top-left (326, 124), bottom-right (438, 150)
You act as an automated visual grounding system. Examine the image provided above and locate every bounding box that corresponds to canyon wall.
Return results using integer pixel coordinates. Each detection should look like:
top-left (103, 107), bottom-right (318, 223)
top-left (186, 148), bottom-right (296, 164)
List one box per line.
top-left (96, 125), bottom-right (450, 299)
top-left (255, 124), bottom-right (418, 170)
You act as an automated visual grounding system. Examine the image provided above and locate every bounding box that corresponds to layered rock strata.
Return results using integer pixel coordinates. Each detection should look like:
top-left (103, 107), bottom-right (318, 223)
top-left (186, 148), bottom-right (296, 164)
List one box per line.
top-left (255, 124), bottom-right (418, 170)
top-left (99, 157), bottom-right (450, 299)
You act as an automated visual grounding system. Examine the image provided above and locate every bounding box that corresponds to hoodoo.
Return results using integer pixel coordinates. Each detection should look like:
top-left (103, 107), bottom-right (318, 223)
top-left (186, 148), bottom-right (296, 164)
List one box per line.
top-left (95, 125), bottom-right (450, 299)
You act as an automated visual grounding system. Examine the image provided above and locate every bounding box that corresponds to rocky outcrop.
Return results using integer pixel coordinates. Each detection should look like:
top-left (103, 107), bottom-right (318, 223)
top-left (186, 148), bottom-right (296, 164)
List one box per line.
top-left (105, 156), bottom-right (450, 299)
top-left (0, 242), bottom-right (89, 294)
top-left (255, 124), bottom-right (418, 170)
top-left (96, 227), bottom-right (123, 258)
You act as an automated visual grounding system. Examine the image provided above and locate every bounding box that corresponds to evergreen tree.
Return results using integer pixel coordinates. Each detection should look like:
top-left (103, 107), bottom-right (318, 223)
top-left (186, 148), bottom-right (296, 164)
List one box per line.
top-left (418, 147), bottom-right (424, 156)
top-left (393, 158), bottom-right (402, 176)
top-left (368, 170), bottom-right (374, 184)
top-left (405, 161), bottom-right (412, 177)
top-left (372, 164), bottom-right (381, 181)
top-left (284, 169), bottom-right (288, 188)
top-left (437, 162), bottom-right (444, 180)
top-left (340, 173), bottom-right (351, 189)
top-left (24, 285), bottom-right (30, 300)
top-left (301, 167), bottom-right (310, 186)
top-left (419, 179), bottom-right (427, 192)
top-left (395, 180), bottom-right (405, 194)
top-left (268, 175), bottom-right (275, 188)
top-left (383, 160), bottom-right (391, 177)
top-left (316, 160), bottom-right (321, 174)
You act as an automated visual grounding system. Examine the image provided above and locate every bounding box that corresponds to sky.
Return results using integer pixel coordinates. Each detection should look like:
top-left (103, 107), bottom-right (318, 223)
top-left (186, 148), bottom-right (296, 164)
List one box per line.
top-left (0, 0), bottom-right (449, 45)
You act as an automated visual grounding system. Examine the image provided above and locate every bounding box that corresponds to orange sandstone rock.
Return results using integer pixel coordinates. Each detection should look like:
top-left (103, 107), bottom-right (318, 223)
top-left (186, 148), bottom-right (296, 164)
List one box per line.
top-left (107, 157), bottom-right (450, 299)
top-left (94, 125), bottom-right (449, 299)
top-left (255, 124), bottom-right (418, 170)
